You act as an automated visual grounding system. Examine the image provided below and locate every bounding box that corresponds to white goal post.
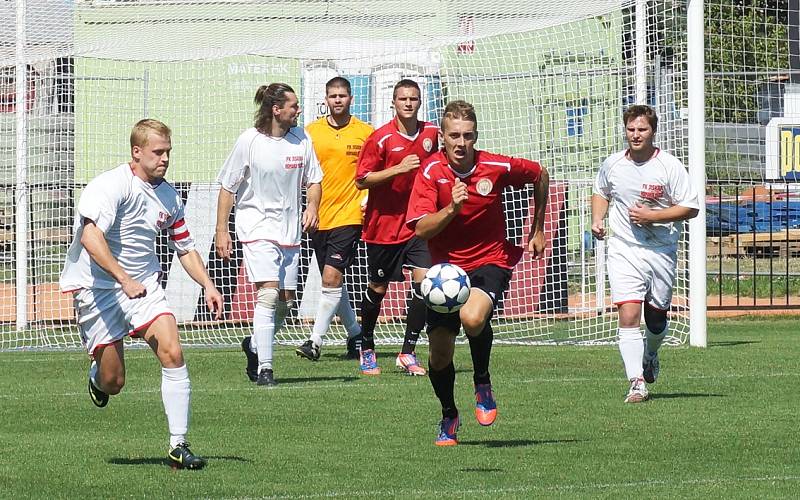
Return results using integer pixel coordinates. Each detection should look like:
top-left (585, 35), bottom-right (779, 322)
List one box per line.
top-left (0, 0), bottom-right (707, 350)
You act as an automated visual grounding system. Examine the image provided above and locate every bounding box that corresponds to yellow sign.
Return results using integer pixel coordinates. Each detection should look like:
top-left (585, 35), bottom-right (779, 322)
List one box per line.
top-left (779, 126), bottom-right (800, 179)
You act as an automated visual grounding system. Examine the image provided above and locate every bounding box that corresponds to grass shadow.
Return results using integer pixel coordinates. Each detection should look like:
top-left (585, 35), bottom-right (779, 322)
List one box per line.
top-left (108, 455), bottom-right (250, 467)
top-left (460, 438), bottom-right (581, 448)
top-left (709, 340), bottom-right (761, 347)
top-left (459, 467), bottom-right (504, 473)
top-left (649, 393), bottom-right (725, 400)
top-left (274, 375), bottom-right (359, 384)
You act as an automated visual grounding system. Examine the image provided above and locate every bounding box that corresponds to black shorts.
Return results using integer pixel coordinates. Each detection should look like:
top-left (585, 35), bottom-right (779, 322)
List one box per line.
top-left (427, 264), bottom-right (513, 334)
top-left (310, 225), bottom-right (361, 274)
top-left (366, 236), bottom-right (431, 283)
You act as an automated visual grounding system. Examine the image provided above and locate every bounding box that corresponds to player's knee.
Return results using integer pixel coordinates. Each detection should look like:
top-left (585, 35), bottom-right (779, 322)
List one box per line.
top-left (321, 269), bottom-right (344, 288)
top-left (644, 306), bottom-right (668, 334)
top-left (460, 309), bottom-right (486, 336)
top-left (429, 352), bottom-right (451, 371)
top-left (429, 345), bottom-right (452, 370)
top-left (160, 343), bottom-right (185, 367)
top-left (365, 286), bottom-right (385, 305)
top-left (428, 328), bottom-right (455, 368)
top-left (103, 373), bottom-right (125, 395)
top-left (368, 282), bottom-right (388, 296)
top-left (257, 287), bottom-right (279, 310)
top-left (617, 305), bottom-right (642, 328)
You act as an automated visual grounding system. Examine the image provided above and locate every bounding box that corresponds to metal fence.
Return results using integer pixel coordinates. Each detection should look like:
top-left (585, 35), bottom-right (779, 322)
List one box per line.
top-left (707, 181), bottom-right (800, 310)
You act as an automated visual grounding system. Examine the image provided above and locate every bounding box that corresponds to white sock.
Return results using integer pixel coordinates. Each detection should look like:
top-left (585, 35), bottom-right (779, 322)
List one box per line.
top-left (311, 286), bottom-right (342, 347)
top-left (254, 303), bottom-right (275, 371)
top-left (618, 327), bottom-right (644, 380)
top-left (161, 365), bottom-right (191, 449)
top-left (645, 323), bottom-right (668, 359)
top-left (337, 285), bottom-right (361, 338)
top-left (248, 335), bottom-right (257, 354)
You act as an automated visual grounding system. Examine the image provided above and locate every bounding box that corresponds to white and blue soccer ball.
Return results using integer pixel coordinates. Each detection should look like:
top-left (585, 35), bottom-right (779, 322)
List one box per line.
top-left (421, 263), bottom-right (471, 314)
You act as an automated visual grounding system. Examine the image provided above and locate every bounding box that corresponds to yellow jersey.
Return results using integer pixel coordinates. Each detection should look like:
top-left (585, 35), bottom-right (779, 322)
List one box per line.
top-left (306, 116), bottom-right (373, 230)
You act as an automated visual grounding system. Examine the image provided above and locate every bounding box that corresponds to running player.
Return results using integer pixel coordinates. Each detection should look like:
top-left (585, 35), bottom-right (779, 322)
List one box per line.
top-left (406, 100), bottom-right (549, 445)
top-left (60, 119), bottom-right (224, 469)
top-left (591, 104), bottom-right (699, 403)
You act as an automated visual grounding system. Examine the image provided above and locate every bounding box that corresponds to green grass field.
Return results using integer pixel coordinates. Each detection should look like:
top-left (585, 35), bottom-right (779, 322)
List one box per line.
top-left (1, 317), bottom-right (798, 499)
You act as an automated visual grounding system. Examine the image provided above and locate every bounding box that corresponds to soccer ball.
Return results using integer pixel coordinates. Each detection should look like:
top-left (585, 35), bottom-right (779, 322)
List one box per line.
top-left (421, 263), bottom-right (471, 314)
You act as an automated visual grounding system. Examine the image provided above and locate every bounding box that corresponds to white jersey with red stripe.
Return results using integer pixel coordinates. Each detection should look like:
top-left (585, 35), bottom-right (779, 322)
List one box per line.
top-left (593, 148), bottom-right (699, 248)
top-left (217, 127), bottom-right (323, 247)
top-left (60, 163), bottom-right (194, 291)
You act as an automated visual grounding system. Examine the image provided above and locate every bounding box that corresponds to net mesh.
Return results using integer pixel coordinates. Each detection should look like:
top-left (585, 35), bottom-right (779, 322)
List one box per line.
top-left (0, 0), bottom-right (695, 349)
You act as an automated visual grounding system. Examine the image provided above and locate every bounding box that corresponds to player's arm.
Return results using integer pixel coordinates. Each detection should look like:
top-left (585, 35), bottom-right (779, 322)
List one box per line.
top-left (354, 135), bottom-right (420, 190)
top-left (629, 161), bottom-right (699, 225)
top-left (215, 132), bottom-right (250, 261)
top-left (591, 160), bottom-right (611, 240)
top-left (177, 249), bottom-right (223, 320)
top-left (355, 155), bottom-right (420, 190)
top-left (628, 203), bottom-right (698, 225)
top-left (527, 165), bottom-right (549, 258)
top-left (302, 182), bottom-right (321, 232)
top-left (591, 194), bottom-right (609, 240)
top-left (80, 219), bottom-right (145, 298)
top-left (215, 188), bottom-right (235, 261)
top-left (414, 178), bottom-right (467, 240)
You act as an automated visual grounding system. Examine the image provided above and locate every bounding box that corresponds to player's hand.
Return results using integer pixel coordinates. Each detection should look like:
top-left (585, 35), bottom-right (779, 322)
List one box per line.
top-left (397, 154), bottom-right (420, 173)
top-left (121, 278), bottom-right (146, 299)
top-left (204, 284), bottom-right (224, 321)
top-left (591, 220), bottom-right (606, 240)
top-left (302, 208), bottom-right (319, 233)
top-left (527, 229), bottom-right (546, 258)
top-left (628, 201), bottom-right (654, 225)
top-left (450, 178), bottom-right (468, 213)
top-left (215, 230), bottom-right (232, 261)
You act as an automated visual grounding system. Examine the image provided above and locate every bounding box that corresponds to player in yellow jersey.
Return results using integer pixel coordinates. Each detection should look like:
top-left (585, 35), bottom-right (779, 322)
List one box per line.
top-left (296, 77), bottom-right (373, 361)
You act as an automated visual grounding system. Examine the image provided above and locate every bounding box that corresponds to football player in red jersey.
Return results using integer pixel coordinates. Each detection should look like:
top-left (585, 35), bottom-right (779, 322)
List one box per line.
top-left (353, 79), bottom-right (440, 376)
top-left (406, 100), bottom-right (549, 445)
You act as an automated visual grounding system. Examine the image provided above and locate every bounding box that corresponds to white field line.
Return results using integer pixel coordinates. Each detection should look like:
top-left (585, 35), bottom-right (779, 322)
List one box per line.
top-left (1, 371), bottom-right (798, 401)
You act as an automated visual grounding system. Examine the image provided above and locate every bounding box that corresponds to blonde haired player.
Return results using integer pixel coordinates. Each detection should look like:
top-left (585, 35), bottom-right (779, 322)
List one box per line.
top-left (295, 77), bottom-right (373, 361)
top-left (592, 105), bottom-right (699, 403)
top-left (60, 119), bottom-right (224, 469)
top-left (407, 100), bottom-right (548, 445)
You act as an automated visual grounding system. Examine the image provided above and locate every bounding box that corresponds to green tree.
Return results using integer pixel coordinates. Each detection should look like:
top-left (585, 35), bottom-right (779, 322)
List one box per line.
top-left (705, 0), bottom-right (790, 123)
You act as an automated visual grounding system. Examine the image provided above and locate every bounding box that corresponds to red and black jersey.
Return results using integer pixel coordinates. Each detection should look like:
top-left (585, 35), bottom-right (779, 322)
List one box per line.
top-left (406, 150), bottom-right (542, 272)
top-left (356, 118), bottom-right (439, 244)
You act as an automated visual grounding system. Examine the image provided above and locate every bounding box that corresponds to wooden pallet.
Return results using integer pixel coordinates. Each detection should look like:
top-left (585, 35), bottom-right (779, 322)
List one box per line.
top-left (708, 230), bottom-right (800, 258)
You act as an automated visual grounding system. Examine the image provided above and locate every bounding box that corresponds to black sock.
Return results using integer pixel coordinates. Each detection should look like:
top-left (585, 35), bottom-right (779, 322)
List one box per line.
top-left (469, 323), bottom-right (493, 386)
top-left (359, 287), bottom-right (384, 351)
top-left (429, 361), bottom-right (457, 418)
top-left (401, 283), bottom-right (426, 354)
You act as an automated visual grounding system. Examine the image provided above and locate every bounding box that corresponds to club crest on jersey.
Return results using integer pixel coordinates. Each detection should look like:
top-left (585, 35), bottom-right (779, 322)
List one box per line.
top-left (476, 178), bottom-right (493, 196)
top-left (423, 138), bottom-right (433, 152)
top-left (156, 211), bottom-right (169, 229)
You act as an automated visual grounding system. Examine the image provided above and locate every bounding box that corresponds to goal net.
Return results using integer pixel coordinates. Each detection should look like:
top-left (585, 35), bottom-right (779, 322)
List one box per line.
top-left (0, 0), bottom-right (692, 349)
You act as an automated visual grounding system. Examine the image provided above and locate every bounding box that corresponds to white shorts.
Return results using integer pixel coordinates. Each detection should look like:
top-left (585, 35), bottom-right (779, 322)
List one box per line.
top-left (607, 237), bottom-right (677, 311)
top-left (74, 276), bottom-right (173, 357)
top-left (242, 240), bottom-right (299, 289)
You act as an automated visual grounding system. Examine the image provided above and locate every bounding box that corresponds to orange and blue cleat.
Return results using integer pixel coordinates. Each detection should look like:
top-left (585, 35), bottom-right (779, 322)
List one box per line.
top-left (474, 383), bottom-right (497, 426)
top-left (395, 352), bottom-right (427, 376)
top-left (435, 415), bottom-right (460, 446)
top-left (359, 349), bottom-right (381, 375)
